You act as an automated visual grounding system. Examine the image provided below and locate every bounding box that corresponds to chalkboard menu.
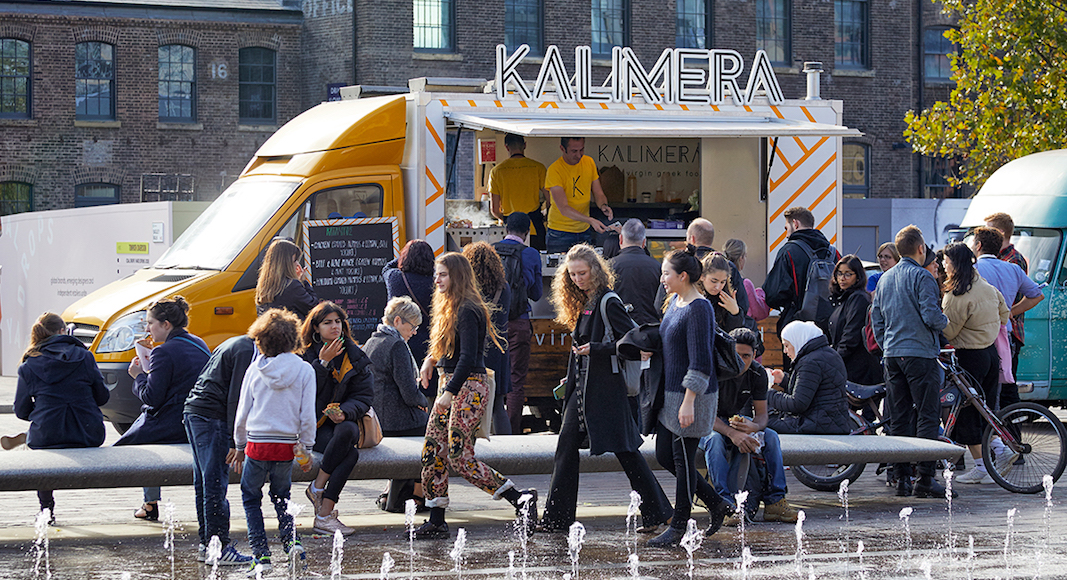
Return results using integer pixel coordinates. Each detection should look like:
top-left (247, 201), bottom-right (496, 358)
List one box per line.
top-left (303, 218), bottom-right (400, 344)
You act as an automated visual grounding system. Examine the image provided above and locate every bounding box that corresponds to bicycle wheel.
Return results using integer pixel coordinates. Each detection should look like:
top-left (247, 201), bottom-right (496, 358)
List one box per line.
top-left (982, 402), bottom-right (1067, 494)
top-left (792, 413), bottom-right (868, 492)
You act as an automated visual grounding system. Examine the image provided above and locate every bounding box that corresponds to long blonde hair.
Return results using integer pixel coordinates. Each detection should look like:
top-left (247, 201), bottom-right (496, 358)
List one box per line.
top-left (428, 252), bottom-right (503, 361)
top-left (551, 244), bottom-right (614, 329)
top-left (23, 313), bottom-right (67, 361)
top-left (256, 239), bottom-right (301, 306)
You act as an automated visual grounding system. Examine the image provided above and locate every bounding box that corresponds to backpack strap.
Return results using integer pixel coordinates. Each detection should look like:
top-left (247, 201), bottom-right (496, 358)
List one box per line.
top-left (599, 291), bottom-right (622, 373)
top-left (401, 272), bottom-right (431, 320)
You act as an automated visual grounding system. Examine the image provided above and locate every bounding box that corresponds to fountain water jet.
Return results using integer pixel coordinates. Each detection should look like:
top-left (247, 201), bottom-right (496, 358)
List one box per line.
top-left (405, 499), bottom-right (417, 579)
top-left (794, 509), bottom-right (806, 578)
top-left (679, 519), bottom-right (702, 580)
top-left (944, 467), bottom-right (954, 554)
top-left (161, 500), bottom-right (176, 580)
top-left (330, 529), bottom-right (344, 580)
top-left (568, 522), bottom-right (586, 580)
top-left (450, 528), bottom-right (467, 579)
top-left (32, 508), bottom-right (51, 580)
top-left (898, 506), bottom-right (913, 566)
top-left (205, 535), bottom-right (222, 580)
top-left (380, 552), bottom-right (395, 580)
top-left (1004, 507), bottom-right (1017, 575)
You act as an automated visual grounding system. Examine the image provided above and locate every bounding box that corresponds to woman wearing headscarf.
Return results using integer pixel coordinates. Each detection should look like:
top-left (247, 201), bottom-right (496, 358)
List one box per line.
top-left (767, 321), bottom-right (851, 435)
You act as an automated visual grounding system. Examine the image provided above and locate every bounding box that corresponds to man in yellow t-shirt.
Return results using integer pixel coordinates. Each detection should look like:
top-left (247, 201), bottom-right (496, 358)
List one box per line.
top-left (488, 134), bottom-right (548, 250)
top-left (545, 137), bottom-right (614, 254)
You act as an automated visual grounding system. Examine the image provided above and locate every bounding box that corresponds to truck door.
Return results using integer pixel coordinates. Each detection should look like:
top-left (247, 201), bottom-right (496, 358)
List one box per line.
top-left (1033, 229), bottom-right (1066, 400)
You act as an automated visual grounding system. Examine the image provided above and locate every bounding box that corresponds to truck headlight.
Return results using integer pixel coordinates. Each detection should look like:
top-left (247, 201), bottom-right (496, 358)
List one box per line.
top-left (96, 311), bottom-right (147, 353)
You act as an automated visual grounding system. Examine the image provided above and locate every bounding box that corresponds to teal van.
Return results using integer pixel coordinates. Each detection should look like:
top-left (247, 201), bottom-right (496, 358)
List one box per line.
top-left (960, 149), bottom-right (1067, 406)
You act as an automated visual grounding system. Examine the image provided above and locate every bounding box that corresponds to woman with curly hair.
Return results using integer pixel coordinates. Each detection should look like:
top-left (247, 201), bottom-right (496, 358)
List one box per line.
top-left (539, 244), bottom-right (673, 534)
top-left (255, 239), bottom-right (319, 319)
top-left (461, 241), bottom-right (512, 434)
top-left (383, 240), bottom-right (436, 396)
top-left (940, 242), bottom-right (1009, 484)
top-left (414, 252), bottom-right (536, 539)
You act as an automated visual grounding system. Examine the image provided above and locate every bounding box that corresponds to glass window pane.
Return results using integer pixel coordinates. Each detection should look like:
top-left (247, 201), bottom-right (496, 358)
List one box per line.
top-left (239, 48), bottom-right (275, 122)
top-left (756, 0), bottom-right (790, 65)
top-left (75, 42), bottom-right (114, 119)
top-left (924, 27), bottom-right (956, 80)
top-left (414, 0), bottom-right (455, 51)
top-left (0, 38), bottom-right (31, 117)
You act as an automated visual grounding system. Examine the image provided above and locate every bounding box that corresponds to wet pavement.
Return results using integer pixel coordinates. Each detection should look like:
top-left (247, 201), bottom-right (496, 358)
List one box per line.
top-left (2, 376), bottom-right (1067, 578)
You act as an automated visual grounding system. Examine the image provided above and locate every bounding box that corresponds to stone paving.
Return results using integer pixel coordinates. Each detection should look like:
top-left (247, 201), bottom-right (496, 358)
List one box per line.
top-left (2, 376), bottom-right (1067, 578)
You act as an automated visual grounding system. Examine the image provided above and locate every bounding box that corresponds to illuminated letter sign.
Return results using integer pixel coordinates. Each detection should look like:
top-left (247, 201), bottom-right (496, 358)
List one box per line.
top-left (493, 44), bottom-right (785, 105)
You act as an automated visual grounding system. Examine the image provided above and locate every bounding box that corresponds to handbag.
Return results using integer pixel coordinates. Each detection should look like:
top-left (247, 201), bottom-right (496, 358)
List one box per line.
top-left (599, 291), bottom-right (643, 396)
top-left (357, 407), bottom-right (384, 448)
top-left (714, 325), bottom-right (745, 380)
top-left (476, 369), bottom-right (496, 440)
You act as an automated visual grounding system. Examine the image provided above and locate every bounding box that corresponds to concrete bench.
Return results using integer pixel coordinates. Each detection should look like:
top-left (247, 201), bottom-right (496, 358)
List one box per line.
top-left (0, 433), bottom-right (961, 492)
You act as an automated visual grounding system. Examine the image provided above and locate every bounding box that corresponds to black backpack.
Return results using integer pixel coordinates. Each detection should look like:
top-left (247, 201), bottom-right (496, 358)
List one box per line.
top-left (791, 239), bottom-right (836, 329)
top-left (492, 241), bottom-right (529, 321)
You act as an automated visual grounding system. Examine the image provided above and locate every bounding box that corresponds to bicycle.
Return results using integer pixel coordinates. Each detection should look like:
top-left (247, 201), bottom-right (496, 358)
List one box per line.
top-left (792, 348), bottom-right (1067, 494)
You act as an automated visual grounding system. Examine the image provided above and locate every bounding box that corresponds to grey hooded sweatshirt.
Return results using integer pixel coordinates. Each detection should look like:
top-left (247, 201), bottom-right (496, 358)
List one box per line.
top-left (233, 352), bottom-right (317, 451)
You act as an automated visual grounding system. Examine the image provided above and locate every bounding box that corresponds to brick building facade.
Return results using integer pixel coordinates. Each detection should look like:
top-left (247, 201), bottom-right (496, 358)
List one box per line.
top-left (0, 1), bottom-right (302, 213)
top-left (0, 0), bottom-right (960, 213)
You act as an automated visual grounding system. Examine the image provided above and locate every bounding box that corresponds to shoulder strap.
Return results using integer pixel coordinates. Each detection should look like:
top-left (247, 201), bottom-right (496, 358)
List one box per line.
top-left (599, 291), bottom-right (620, 343)
top-left (401, 272), bottom-right (431, 319)
top-left (174, 336), bottom-right (212, 357)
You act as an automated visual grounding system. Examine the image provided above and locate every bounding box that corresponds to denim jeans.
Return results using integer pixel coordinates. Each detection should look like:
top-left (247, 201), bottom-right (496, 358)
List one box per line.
top-left (184, 413), bottom-right (232, 547)
top-left (545, 227), bottom-right (594, 254)
top-left (241, 457), bottom-right (295, 558)
top-left (700, 429), bottom-right (788, 509)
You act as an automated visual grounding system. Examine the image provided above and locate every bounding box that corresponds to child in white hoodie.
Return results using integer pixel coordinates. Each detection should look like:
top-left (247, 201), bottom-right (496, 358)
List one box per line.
top-left (234, 309), bottom-right (317, 575)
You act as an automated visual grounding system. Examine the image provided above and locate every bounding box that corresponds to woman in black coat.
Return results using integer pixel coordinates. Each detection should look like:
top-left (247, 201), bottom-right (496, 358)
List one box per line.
top-left (10, 313), bottom-right (109, 522)
top-left (827, 254), bottom-right (882, 386)
top-left (539, 244), bottom-right (673, 532)
top-left (300, 301), bottom-right (374, 536)
top-left (462, 241), bottom-right (512, 434)
top-left (383, 240), bottom-right (435, 396)
top-left (767, 321), bottom-right (851, 435)
top-left (255, 238), bottom-right (319, 319)
top-left (118, 296), bottom-right (211, 521)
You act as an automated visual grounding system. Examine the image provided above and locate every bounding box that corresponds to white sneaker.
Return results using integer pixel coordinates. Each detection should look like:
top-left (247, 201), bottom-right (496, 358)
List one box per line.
top-left (954, 467), bottom-right (990, 484)
top-left (980, 472), bottom-right (996, 484)
top-left (197, 544), bottom-right (206, 562)
top-left (995, 451), bottom-right (1021, 476)
top-left (313, 510), bottom-right (355, 536)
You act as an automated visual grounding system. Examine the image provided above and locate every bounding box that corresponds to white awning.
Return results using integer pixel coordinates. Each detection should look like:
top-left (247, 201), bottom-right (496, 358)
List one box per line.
top-left (445, 110), bottom-right (861, 138)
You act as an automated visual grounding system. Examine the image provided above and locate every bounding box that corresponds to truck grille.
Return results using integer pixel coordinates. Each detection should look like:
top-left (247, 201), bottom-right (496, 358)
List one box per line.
top-left (69, 323), bottom-right (100, 347)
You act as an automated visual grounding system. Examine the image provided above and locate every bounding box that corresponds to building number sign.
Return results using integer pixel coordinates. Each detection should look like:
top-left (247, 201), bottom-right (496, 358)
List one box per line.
top-left (211, 62), bottom-right (228, 80)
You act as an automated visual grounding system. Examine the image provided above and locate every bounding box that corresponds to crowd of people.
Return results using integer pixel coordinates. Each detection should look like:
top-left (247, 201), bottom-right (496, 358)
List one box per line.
top-left (1, 131), bottom-right (1043, 565)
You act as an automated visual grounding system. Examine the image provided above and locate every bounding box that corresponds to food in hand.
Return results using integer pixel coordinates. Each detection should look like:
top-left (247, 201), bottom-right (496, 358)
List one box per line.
top-left (325, 402), bottom-right (343, 417)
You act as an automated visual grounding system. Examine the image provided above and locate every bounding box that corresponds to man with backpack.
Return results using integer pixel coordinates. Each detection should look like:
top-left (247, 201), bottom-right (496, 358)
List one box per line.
top-left (610, 219), bottom-right (663, 325)
top-left (763, 206), bottom-right (838, 367)
top-left (493, 213), bottom-right (544, 435)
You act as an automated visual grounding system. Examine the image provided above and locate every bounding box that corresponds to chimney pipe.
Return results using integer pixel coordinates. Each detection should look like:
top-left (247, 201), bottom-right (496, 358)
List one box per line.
top-left (804, 61), bottom-right (823, 100)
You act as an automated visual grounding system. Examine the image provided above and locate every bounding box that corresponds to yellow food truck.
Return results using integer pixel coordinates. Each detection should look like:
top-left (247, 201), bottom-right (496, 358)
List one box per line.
top-left (62, 45), bottom-right (859, 431)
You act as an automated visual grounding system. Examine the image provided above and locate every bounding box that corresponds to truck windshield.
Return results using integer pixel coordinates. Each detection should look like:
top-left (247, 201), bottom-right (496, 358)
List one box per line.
top-left (155, 179), bottom-right (301, 270)
top-left (1012, 228), bottom-right (1061, 286)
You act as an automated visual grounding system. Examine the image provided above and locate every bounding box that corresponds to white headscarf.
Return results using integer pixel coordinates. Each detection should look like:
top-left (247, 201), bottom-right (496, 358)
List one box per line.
top-left (780, 320), bottom-right (824, 353)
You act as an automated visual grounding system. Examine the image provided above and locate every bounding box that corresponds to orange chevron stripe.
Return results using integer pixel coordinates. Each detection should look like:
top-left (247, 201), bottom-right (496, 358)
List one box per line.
top-left (817, 207), bottom-right (837, 231)
top-left (809, 181), bottom-right (836, 211)
top-left (427, 120), bottom-right (445, 152)
top-left (770, 105), bottom-right (785, 119)
top-left (426, 168), bottom-right (445, 204)
top-left (773, 139), bottom-right (792, 172)
top-left (793, 136), bottom-right (808, 153)
top-left (770, 136), bottom-right (829, 190)
top-left (800, 106), bottom-right (817, 124)
top-left (830, 233), bottom-right (838, 245)
top-left (769, 229), bottom-right (789, 252)
top-left (434, 246), bottom-right (444, 256)
top-left (427, 217), bottom-right (445, 234)
top-left (539, 101), bottom-right (558, 108)
top-left (769, 153), bottom-right (836, 223)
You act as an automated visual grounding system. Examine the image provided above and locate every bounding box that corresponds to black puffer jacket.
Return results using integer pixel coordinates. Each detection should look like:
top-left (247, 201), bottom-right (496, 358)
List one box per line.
top-left (827, 287), bottom-right (882, 385)
top-left (767, 335), bottom-right (851, 434)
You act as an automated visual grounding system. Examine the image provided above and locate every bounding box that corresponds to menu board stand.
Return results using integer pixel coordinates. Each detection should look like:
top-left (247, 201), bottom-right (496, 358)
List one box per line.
top-left (302, 217), bottom-right (400, 344)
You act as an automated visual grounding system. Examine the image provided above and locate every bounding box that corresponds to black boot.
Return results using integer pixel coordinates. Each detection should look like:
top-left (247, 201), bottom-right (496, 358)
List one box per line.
top-left (914, 476), bottom-right (958, 499)
top-left (647, 526), bottom-right (686, 548)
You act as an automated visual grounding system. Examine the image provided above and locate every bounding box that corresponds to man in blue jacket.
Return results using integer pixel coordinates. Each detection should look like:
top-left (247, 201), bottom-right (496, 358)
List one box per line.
top-left (493, 212), bottom-right (544, 434)
top-left (871, 225), bottom-right (953, 499)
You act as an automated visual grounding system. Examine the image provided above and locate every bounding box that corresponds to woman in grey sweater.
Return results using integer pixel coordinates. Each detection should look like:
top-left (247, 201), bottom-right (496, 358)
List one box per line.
top-left (363, 297), bottom-right (429, 512)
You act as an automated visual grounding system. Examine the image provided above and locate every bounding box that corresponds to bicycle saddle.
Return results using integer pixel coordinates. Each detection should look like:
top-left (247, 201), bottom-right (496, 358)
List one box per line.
top-left (846, 381), bottom-right (886, 401)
